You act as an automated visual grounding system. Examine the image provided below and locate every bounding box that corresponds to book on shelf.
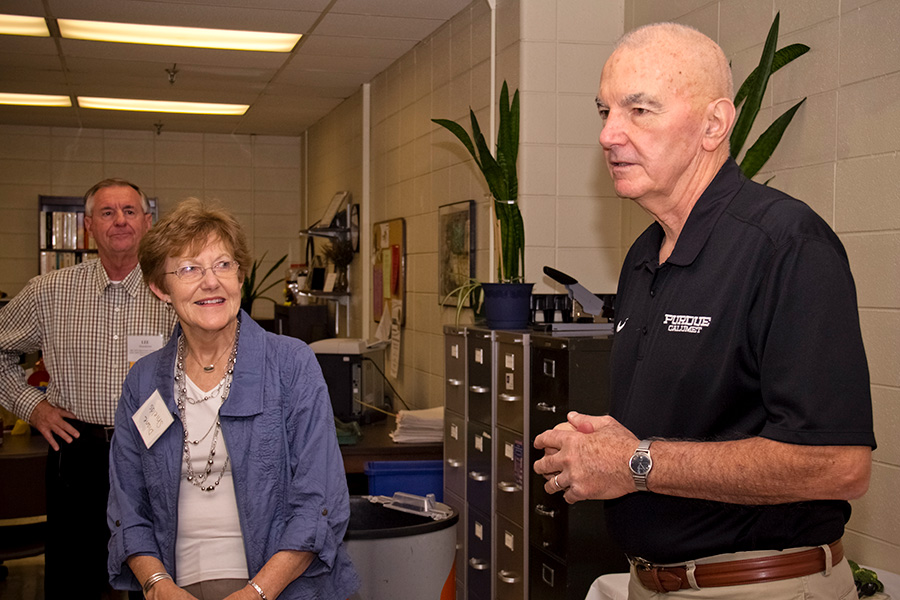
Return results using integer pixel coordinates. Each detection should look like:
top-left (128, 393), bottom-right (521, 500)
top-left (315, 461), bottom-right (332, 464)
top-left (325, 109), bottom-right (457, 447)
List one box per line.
top-left (41, 210), bottom-right (93, 250)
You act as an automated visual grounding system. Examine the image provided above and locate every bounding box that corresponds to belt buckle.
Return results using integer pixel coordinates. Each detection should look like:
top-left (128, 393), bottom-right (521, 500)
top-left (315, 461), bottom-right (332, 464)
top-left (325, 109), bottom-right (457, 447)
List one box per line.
top-left (103, 426), bottom-right (115, 443)
top-left (630, 556), bottom-right (684, 594)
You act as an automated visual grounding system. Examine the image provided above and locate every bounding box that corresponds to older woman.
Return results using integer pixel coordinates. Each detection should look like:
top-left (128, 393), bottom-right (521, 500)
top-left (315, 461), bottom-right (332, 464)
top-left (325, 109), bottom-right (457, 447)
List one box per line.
top-left (107, 199), bottom-right (358, 600)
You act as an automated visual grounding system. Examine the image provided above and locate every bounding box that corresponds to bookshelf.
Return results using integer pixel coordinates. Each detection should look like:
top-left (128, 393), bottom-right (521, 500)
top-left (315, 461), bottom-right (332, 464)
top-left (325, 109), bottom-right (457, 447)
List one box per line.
top-left (38, 195), bottom-right (158, 275)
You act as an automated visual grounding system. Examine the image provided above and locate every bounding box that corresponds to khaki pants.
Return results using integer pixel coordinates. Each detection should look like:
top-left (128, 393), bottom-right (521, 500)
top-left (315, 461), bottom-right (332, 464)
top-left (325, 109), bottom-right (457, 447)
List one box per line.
top-left (627, 552), bottom-right (859, 600)
top-left (182, 578), bottom-right (246, 600)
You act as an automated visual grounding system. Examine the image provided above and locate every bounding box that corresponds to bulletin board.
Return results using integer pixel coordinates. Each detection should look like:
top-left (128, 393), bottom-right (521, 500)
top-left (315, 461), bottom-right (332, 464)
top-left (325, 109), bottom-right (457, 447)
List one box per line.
top-left (372, 218), bottom-right (406, 325)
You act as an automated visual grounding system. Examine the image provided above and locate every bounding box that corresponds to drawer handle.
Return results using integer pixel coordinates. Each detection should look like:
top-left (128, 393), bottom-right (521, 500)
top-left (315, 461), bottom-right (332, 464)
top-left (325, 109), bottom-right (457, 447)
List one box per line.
top-left (535, 504), bottom-right (557, 518)
top-left (469, 385), bottom-right (489, 394)
top-left (447, 458), bottom-right (461, 468)
top-left (535, 402), bottom-right (557, 413)
top-left (497, 481), bottom-right (522, 493)
top-left (498, 570), bottom-right (521, 584)
top-left (498, 393), bottom-right (520, 403)
top-left (447, 378), bottom-right (462, 387)
top-left (468, 558), bottom-right (490, 571)
top-left (468, 471), bottom-right (489, 482)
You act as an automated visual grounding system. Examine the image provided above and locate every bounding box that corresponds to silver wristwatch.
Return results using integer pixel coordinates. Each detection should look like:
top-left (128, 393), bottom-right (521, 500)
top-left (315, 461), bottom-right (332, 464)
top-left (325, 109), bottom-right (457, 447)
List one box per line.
top-left (628, 439), bottom-right (654, 492)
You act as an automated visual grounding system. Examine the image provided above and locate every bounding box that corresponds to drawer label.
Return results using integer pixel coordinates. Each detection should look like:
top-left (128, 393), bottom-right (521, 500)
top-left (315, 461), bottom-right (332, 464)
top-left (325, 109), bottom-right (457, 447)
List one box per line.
top-left (475, 435), bottom-right (483, 452)
top-left (505, 353), bottom-right (515, 370)
top-left (451, 343), bottom-right (458, 359)
top-left (505, 372), bottom-right (514, 391)
top-left (475, 521), bottom-right (483, 540)
top-left (505, 530), bottom-right (515, 551)
top-left (451, 423), bottom-right (458, 440)
top-left (475, 348), bottom-right (483, 364)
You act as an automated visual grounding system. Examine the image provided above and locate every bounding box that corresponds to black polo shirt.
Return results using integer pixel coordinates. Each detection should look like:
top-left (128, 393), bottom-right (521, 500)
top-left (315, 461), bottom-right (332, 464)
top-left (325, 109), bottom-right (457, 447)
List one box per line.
top-left (605, 158), bottom-right (875, 563)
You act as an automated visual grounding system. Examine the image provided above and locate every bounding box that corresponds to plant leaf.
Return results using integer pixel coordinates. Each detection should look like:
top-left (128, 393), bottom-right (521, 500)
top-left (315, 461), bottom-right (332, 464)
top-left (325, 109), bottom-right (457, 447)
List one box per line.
top-left (251, 254), bottom-right (287, 297)
top-left (734, 44), bottom-right (810, 108)
top-left (432, 118), bottom-right (479, 164)
top-left (739, 98), bottom-right (805, 179)
top-left (730, 12), bottom-right (780, 159)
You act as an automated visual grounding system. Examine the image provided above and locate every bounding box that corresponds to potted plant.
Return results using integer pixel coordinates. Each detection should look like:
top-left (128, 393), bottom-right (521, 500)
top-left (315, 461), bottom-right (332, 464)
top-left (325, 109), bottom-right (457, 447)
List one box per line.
top-left (433, 81), bottom-right (533, 329)
top-left (321, 238), bottom-right (354, 292)
top-left (240, 251), bottom-right (287, 315)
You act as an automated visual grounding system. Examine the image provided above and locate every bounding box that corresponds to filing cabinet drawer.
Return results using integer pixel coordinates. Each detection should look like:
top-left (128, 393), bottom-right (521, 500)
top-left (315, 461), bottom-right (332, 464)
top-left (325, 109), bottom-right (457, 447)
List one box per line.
top-left (467, 329), bottom-right (493, 426)
top-left (496, 331), bottom-right (527, 433)
top-left (444, 328), bottom-right (466, 416)
top-left (495, 426), bottom-right (525, 525)
top-left (495, 514), bottom-right (525, 600)
top-left (444, 411), bottom-right (466, 498)
top-left (443, 489), bottom-right (467, 598)
top-left (467, 507), bottom-right (492, 600)
top-left (466, 422), bottom-right (492, 515)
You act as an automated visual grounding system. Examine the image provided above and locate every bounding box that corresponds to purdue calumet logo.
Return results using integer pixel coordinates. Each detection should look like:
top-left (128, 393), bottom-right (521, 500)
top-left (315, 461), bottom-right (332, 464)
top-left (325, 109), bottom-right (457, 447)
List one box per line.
top-left (663, 313), bottom-right (711, 334)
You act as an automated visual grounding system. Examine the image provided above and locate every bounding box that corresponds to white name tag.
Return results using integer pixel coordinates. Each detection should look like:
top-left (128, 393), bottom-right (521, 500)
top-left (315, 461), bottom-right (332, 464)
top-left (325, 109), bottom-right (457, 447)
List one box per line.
top-left (131, 390), bottom-right (173, 449)
top-left (127, 335), bottom-right (164, 368)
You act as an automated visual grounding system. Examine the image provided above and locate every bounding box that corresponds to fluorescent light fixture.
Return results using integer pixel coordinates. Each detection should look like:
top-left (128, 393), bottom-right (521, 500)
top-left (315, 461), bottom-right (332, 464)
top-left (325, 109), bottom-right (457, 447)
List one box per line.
top-left (0, 93), bottom-right (71, 107)
top-left (0, 14), bottom-right (50, 37)
top-left (58, 19), bottom-right (301, 52)
top-left (78, 96), bottom-right (249, 116)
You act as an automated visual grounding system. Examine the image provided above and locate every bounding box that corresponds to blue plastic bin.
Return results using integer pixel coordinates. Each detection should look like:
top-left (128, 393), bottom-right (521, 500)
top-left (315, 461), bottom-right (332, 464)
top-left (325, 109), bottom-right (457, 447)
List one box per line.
top-left (364, 460), bottom-right (443, 501)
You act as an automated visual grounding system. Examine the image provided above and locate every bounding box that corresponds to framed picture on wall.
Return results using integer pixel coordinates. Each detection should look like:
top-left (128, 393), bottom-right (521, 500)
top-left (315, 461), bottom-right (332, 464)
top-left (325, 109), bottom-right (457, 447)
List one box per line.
top-left (438, 200), bottom-right (476, 306)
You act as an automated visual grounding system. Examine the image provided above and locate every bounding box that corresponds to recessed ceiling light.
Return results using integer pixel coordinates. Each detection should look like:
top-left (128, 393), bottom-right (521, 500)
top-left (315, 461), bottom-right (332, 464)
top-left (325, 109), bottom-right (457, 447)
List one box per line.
top-left (58, 19), bottom-right (301, 52)
top-left (77, 96), bottom-right (249, 116)
top-left (0, 93), bottom-right (71, 107)
top-left (0, 14), bottom-right (50, 37)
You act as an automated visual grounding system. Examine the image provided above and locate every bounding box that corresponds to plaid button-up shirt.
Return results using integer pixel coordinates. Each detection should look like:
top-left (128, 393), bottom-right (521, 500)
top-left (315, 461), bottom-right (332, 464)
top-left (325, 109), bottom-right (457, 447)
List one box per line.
top-left (0, 259), bottom-right (176, 425)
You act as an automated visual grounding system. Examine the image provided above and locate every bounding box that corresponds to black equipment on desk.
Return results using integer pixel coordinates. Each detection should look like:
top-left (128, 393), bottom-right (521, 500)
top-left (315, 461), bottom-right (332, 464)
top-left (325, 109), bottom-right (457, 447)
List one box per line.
top-left (309, 338), bottom-right (387, 423)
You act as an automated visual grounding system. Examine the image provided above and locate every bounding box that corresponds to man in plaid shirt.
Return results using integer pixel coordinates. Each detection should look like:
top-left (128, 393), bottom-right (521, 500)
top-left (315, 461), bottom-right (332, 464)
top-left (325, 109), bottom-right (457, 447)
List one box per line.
top-left (0, 178), bottom-right (175, 599)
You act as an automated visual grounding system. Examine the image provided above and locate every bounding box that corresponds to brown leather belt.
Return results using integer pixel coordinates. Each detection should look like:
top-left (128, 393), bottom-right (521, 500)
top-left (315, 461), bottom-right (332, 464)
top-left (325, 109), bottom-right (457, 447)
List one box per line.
top-left (632, 539), bottom-right (843, 593)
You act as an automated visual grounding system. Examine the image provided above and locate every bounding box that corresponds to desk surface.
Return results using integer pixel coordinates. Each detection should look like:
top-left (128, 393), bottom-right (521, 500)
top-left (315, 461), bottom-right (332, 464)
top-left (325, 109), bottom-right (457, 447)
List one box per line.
top-left (340, 420), bottom-right (443, 474)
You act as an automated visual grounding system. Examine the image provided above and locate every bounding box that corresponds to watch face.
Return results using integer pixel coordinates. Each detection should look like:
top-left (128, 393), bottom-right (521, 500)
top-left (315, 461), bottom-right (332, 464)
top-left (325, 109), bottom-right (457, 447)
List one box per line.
top-left (630, 453), bottom-right (652, 476)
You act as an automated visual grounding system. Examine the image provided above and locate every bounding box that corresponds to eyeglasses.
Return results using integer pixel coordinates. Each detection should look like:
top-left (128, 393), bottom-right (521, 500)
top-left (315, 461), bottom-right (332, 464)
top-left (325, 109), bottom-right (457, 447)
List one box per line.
top-left (165, 260), bottom-right (240, 282)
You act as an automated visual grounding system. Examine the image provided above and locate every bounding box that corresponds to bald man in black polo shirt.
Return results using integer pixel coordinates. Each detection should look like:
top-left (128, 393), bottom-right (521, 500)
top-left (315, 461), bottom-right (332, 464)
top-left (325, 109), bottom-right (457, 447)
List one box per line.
top-left (533, 23), bottom-right (874, 599)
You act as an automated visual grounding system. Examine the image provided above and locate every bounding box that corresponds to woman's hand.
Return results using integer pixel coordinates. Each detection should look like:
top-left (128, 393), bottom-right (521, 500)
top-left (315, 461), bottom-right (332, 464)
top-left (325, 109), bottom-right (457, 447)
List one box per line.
top-left (145, 578), bottom-right (198, 600)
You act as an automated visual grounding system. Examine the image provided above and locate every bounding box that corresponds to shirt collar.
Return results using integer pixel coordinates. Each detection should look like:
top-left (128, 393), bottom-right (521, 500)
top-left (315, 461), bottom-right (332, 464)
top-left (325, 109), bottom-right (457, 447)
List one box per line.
top-left (92, 259), bottom-right (144, 298)
top-left (630, 158), bottom-right (745, 270)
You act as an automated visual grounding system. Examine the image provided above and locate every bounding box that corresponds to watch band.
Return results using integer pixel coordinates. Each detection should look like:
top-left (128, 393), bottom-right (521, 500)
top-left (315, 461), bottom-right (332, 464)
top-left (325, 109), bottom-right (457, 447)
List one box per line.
top-left (630, 439), bottom-right (654, 492)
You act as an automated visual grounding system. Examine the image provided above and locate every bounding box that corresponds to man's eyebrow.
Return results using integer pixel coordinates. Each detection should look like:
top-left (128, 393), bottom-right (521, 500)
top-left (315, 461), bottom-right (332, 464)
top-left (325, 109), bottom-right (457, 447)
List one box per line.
top-left (623, 93), bottom-right (662, 108)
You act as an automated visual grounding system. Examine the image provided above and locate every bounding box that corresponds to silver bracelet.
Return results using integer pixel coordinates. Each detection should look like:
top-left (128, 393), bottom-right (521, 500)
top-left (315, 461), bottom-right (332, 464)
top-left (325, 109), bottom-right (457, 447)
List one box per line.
top-left (248, 579), bottom-right (268, 600)
top-left (142, 571), bottom-right (172, 596)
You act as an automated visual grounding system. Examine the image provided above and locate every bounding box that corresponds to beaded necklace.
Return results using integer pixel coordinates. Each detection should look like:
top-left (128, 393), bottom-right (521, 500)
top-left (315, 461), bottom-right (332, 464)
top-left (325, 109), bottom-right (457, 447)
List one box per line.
top-left (175, 320), bottom-right (240, 492)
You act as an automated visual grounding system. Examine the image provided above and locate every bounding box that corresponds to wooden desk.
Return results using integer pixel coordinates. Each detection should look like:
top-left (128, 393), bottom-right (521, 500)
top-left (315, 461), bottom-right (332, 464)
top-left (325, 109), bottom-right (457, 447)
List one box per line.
top-left (340, 420), bottom-right (443, 474)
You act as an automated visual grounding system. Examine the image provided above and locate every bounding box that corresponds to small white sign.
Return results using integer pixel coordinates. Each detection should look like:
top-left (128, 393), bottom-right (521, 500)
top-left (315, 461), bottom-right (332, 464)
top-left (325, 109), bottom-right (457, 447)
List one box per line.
top-left (475, 348), bottom-right (483, 364)
top-left (475, 434), bottom-right (483, 452)
top-left (451, 423), bottom-right (458, 440)
top-left (127, 335), bottom-right (163, 368)
top-left (131, 389), bottom-right (173, 449)
top-left (505, 442), bottom-right (514, 460)
top-left (475, 521), bottom-right (483, 540)
top-left (505, 353), bottom-right (515, 370)
top-left (505, 531), bottom-right (515, 551)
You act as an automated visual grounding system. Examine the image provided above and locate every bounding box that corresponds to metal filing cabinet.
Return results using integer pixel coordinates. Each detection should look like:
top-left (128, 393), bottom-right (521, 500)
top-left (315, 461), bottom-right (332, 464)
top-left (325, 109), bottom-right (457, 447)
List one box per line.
top-left (529, 333), bottom-right (629, 600)
top-left (443, 326), bottom-right (467, 600)
top-left (493, 330), bottom-right (528, 600)
top-left (465, 327), bottom-right (494, 600)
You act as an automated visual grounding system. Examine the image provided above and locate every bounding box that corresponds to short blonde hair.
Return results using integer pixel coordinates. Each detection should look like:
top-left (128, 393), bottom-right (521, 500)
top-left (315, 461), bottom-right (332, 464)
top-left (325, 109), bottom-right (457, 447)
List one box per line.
top-left (140, 198), bottom-right (251, 294)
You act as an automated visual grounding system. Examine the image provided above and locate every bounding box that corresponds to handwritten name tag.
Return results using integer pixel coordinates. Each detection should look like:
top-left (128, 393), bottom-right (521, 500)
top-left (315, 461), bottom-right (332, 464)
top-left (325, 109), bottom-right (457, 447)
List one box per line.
top-left (131, 390), bottom-right (173, 449)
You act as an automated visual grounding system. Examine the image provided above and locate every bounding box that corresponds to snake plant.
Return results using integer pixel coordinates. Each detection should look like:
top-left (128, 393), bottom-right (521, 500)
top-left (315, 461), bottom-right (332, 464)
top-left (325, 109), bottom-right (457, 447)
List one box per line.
top-left (433, 81), bottom-right (524, 283)
top-left (731, 12), bottom-right (810, 179)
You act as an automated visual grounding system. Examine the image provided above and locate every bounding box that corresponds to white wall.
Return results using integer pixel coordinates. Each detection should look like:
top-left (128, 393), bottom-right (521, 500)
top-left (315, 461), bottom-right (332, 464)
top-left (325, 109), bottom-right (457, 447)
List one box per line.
top-left (0, 126), bottom-right (303, 320)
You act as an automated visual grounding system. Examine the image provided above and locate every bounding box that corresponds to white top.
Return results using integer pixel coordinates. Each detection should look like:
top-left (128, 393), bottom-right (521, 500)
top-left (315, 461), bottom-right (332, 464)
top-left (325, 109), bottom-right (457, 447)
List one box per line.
top-left (174, 374), bottom-right (248, 587)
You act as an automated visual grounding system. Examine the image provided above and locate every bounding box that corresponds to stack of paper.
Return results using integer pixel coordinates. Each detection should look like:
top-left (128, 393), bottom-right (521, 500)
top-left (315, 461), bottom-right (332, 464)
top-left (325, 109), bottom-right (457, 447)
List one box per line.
top-left (390, 406), bottom-right (444, 444)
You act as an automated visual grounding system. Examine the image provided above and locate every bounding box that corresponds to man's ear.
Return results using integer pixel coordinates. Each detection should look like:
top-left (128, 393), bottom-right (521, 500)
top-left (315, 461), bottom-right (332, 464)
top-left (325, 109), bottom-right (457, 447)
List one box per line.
top-left (702, 98), bottom-right (736, 152)
top-left (149, 282), bottom-right (170, 304)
